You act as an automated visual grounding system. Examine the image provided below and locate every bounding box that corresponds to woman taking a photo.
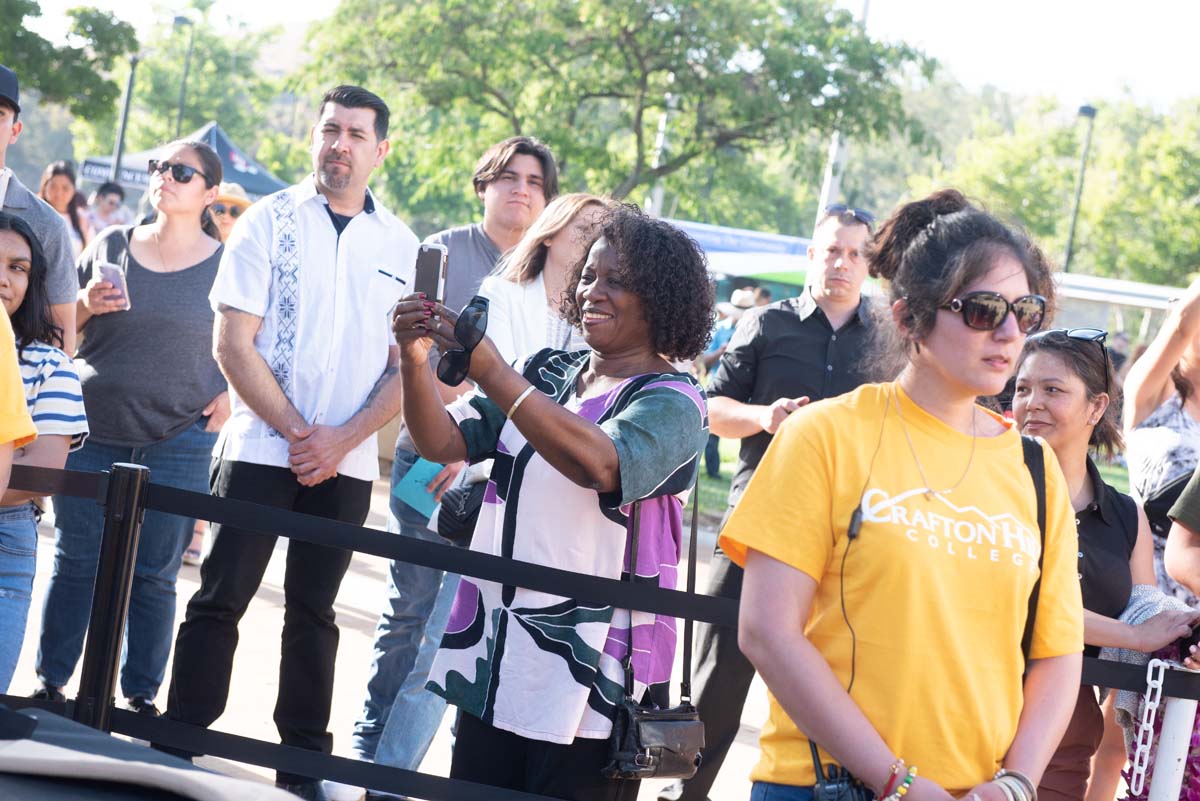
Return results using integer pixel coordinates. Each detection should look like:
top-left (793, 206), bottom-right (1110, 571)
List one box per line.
top-left (480, 192), bottom-right (606, 363)
top-left (32, 140), bottom-right (229, 714)
top-left (1012, 328), bottom-right (1197, 801)
top-left (0, 212), bottom-right (87, 692)
top-left (1124, 277), bottom-right (1200, 605)
top-left (393, 204), bottom-right (711, 801)
top-left (724, 189), bottom-right (1083, 801)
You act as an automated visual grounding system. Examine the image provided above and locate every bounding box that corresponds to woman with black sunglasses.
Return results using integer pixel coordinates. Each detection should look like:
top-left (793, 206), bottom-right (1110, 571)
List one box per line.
top-left (31, 140), bottom-right (230, 714)
top-left (1012, 329), bottom-right (1197, 801)
top-left (722, 189), bottom-right (1083, 801)
top-left (391, 204), bottom-right (711, 800)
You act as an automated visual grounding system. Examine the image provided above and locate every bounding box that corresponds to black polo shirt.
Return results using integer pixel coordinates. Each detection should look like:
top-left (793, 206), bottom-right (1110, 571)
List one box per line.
top-left (1077, 457), bottom-right (1138, 657)
top-left (707, 289), bottom-right (874, 505)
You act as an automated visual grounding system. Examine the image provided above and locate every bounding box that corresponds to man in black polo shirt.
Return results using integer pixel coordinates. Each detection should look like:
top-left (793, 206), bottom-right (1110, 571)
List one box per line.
top-left (660, 206), bottom-right (875, 801)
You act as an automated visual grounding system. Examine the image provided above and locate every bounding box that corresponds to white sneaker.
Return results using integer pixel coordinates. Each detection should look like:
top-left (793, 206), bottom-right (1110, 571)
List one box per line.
top-left (322, 779), bottom-right (365, 801)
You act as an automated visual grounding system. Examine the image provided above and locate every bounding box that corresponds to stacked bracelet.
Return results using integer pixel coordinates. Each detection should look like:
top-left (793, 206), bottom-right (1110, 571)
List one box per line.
top-left (993, 769), bottom-right (1037, 801)
top-left (882, 765), bottom-right (917, 801)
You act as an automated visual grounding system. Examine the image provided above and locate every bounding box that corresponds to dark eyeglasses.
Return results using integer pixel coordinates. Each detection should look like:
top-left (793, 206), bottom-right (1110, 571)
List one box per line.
top-left (148, 159), bottom-right (210, 186)
top-left (823, 203), bottom-right (875, 229)
top-left (436, 295), bottom-right (490, 387)
top-left (1028, 327), bottom-right (1110, 395)
top-left (211, 203), bottom-right (244, 218)
top-left (942, 291), bottom-right (1046, 334)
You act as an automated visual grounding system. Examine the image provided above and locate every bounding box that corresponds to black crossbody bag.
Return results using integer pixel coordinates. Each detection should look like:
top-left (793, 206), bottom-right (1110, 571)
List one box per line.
top-left (807, 436), bottom-right (1048, 799)
top-left (601, 483), bottom-right (706, 780)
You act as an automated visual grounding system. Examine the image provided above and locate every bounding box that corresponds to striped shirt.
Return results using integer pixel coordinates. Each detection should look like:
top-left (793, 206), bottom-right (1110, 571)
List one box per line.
top-left (18, 341), bottom-right (88, 450)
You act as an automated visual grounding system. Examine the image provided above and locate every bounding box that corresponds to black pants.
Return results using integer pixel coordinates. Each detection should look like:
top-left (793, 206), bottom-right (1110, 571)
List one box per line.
top-left (163, 459), bottom-right (372, 784)
top-left (451, 710), bottom-right (638, 801)
top-left (659, 545), bottom-right (753, 801)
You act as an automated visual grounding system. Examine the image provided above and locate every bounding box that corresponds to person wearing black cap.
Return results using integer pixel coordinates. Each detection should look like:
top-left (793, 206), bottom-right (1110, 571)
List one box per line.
top-left (0, 65), bottom-right (78, 353)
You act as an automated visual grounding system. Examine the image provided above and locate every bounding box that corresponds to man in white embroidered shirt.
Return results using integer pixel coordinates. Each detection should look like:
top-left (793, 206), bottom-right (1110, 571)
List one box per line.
top-left (160, 85), bottom-right (417, 801)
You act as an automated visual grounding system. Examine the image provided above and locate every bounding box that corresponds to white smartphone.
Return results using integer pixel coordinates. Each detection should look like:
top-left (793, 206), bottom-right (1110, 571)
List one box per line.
top-left (413, 243), bottom-right (448, 304)
top-left (96, 261), bottom-right (131, 311)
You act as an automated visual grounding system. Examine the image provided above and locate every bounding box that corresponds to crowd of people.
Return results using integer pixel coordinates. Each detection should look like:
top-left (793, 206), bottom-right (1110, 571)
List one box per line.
top-left (3, 58), bottom-right (1200, 801)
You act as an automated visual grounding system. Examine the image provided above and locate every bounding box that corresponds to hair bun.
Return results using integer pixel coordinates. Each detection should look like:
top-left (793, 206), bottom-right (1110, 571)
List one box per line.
top-left (868, 188), bottom-right (971, 282)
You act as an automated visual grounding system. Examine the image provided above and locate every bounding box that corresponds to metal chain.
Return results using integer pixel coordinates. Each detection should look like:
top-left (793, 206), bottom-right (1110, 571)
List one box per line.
top-left (1129, 658), bottom-right (1168, 795)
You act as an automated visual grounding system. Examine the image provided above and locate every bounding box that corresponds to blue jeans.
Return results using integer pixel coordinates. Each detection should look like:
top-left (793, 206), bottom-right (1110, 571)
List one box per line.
top-left (0, 503), bottom-right (39, 693)
top-left (36, 418), bottom-right (217, 700)
top-left (351, 443), bottom-right (456, 766)
top-left (751, 784), bottom-right (816, 801)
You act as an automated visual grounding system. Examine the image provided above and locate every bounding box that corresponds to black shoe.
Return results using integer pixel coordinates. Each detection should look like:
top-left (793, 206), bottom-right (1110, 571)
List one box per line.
top-left (125, 697), bottom-right (160, 716)
top-left (29, 684), bottom-right (65, 703)
top-left (276, 780), bottom-right (331, 801)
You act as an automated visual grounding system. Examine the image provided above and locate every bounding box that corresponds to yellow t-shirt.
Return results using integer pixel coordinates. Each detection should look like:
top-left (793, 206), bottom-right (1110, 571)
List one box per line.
top-left (0, 314), bottom-right (36, 450)
top-left (719, 382), bottom-right (1083, 793)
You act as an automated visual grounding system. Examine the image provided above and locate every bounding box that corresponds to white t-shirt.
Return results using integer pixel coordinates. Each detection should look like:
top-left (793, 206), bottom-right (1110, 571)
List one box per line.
top-left (209, 176), bottom-right (419, 481)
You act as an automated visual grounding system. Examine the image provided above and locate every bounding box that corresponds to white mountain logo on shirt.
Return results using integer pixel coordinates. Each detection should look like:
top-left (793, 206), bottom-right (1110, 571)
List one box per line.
top-left (860, 487), bottom-right (1040, 569)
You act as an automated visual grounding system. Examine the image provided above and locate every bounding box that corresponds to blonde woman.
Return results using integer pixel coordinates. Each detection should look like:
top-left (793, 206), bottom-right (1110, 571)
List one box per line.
top-left (479, 192), bottom-right (607, 364)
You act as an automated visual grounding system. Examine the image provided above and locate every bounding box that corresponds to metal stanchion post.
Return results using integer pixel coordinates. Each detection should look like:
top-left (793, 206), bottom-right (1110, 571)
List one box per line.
top-left (73, 463), bottom-right (150, 731)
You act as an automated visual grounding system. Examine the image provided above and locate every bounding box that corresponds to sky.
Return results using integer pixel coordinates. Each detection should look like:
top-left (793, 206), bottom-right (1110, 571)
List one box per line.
top-left (27, 0), bottom-right (1200, 110)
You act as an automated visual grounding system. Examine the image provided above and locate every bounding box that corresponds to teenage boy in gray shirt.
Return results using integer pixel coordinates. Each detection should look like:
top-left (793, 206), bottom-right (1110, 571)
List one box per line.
top-left (341, 136), bottom-right (558, 789)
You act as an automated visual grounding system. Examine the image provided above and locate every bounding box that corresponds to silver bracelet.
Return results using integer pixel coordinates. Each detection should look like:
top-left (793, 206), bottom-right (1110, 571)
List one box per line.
top-left (992, 777), bottom-right (1017, 801)
top-left (995, 769), bottom-right (1037, 801)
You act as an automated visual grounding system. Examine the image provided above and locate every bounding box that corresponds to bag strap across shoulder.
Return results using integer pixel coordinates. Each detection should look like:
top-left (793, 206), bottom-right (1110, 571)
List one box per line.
top-left (1020, 434), bottom-right (1047, 666)
top-left (624, 478), bottom-right (700, 703)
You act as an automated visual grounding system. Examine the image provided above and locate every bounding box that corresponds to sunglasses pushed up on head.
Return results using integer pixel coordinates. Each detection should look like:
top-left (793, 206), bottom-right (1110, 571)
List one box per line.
top-left (941, 291), bottom-right (1047, 334)
top-left (1028, 327), bottom-right (1111, 395)
top-left (148, 159), bottom-right (211, 186)
top-left (436, 295), bottom-right (490, 387)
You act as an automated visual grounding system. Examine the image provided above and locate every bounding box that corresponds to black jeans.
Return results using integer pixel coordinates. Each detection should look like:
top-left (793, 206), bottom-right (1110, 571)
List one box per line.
top-left (164, 459), bottom-right (372, 784)
top-left (451, 710), bottom-right (639, 801)
top-left (659, 544), bottom-right (754, 801)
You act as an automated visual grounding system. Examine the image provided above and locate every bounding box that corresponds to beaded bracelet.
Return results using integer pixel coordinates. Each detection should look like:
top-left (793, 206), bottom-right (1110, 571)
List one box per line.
top-left (882, 765), bottom-right (917, 801)
top-left (881, 759), bottom-right (906, 797)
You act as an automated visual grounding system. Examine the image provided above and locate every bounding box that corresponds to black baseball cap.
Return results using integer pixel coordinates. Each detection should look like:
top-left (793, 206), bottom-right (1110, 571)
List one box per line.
top-left (0, 65), bottom-right (18, 114)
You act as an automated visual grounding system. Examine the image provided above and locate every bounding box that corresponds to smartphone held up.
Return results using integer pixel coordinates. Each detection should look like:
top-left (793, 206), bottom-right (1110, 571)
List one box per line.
top-left (413, 242), bottom-right (448, 304)
top-left (97, 262), bottom-right (131, 311)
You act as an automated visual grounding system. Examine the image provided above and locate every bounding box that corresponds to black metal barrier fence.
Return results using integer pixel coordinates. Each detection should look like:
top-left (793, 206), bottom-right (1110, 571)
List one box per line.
top-left (4, 462), bottom-right (1200, 800)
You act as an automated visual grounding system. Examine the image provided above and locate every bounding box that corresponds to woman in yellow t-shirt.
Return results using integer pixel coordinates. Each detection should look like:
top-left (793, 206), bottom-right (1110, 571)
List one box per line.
top-left (722, 189), bottom-right (1084, 801)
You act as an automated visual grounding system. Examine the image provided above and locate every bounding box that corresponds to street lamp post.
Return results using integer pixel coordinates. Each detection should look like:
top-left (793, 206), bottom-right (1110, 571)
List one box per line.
top-left (1063, 104), bottom-right (1098, 273)
top-left (174, 16), bottom-right (196, 139)
top-left (109, 54), bottom-right (140, 184)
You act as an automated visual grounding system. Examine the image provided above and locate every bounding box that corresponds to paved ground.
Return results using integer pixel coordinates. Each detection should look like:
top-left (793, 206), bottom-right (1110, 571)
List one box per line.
top-left (11, 471), bottom-right (769, 800)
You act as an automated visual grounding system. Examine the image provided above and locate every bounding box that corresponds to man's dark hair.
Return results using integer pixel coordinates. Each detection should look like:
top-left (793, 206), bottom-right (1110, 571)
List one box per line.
top-left (561, 203), bottom-right (714, 361)
top-left (319, 85), bottom-right (390, 141)
top-left (96, 181), bottom-right (125, 201)
top-left (0, 212), bottom-right (63, 351)
top-left (472, 136), bottom-right (559, 202)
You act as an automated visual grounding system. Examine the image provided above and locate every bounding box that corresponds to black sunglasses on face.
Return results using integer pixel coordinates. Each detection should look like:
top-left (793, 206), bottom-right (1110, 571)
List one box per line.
top-left (436, 295), bottom-right (490, 387)
top-left (823, 203), bottom-right (876, 229)
top-left (1028, 327), bottom-right (1111, 395)
top-left (212, 203), bottom-right (244, 218)
top-left (148, 159), bottom-right (210, 185)
top-left (941, 291), bottom-right (1046, 334)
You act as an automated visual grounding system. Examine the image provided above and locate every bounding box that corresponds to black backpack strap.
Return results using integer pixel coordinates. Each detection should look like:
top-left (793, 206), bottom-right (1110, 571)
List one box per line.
top-left (1020, 435), bottom-right (1047, 666)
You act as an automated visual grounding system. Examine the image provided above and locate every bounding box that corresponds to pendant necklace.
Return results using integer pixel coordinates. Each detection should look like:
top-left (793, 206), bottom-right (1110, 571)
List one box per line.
top-left (892, 384), bottom-right (977, 500)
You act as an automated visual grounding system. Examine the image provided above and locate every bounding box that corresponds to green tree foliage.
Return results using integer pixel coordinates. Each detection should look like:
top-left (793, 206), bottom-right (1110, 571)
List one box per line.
top-left (910, 97), bottom-right (1200, 287)
top-left (0, 0), bottom-right (137, 120)
top-left (70, 8), bottom-right (280, 174)
top-left (305, 0), bottom-right (930, 232)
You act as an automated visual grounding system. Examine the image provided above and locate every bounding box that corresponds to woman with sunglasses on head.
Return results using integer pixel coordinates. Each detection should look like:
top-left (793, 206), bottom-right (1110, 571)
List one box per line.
top-left (723, 189), bottom-right (1083, 801)
top-left (1124, 277), bottom-right (1200, 607)
top-left (392, 204), bottom-right (711, 801)
top-left (0, 212), bottom-right (87, 692)
top-left (31, 141), bottom-right (229, 714)
top-left (1012, 329), bottom-right (1197, 801)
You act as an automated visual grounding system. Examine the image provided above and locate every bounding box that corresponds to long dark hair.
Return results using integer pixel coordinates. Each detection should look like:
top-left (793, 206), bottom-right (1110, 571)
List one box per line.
top-left (39, 160), bottom-right (86, 243)
top-left (0, 212), bottom-right (64, 353)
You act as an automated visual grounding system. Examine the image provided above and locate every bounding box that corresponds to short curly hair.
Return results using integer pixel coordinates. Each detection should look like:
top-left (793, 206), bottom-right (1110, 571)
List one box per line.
top-left (561, 204), bottom-right (714, 361)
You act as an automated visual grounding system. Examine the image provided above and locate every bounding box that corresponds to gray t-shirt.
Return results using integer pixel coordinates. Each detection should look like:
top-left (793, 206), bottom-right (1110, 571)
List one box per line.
top-left (424, 223), bottom-right (502, 311)
top-left (2, 174), bottom-right (79, 306)
top-left (75, 226), bottom-right (227, 446)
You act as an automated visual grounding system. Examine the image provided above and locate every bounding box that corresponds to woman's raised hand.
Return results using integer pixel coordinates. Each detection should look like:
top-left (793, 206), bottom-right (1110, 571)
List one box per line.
top-left (391, 294), bottom-right (457, 362)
